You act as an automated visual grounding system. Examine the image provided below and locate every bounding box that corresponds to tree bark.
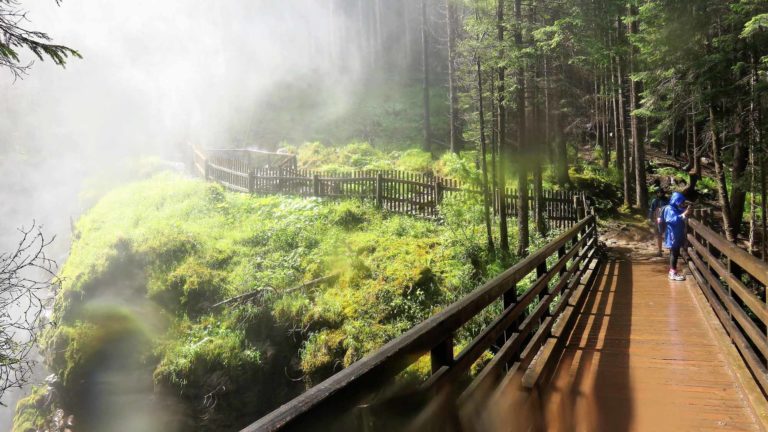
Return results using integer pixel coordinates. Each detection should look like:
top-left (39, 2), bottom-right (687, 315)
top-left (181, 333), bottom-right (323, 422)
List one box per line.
top-left (751, 50), bottom-right (765, 258)
top-left (617, 15), bottom-right (631, 207)
top-left (611, 52), bottom-right (622, 171)
top-left (446, 0), bottom-right (462, 152)
top-left (692, 108), bottom-right (702, 177)
top-left (554, 56), bottom-right (569, 185)
top-left (477, 56), bottom-right (495, 255)
top-left (533, 58), bottom-right (545, 236)
top-left (710, 106), bottom-right (736, 241)
top-left (515, 0), bottom-right (529, 256)
top-left (628, 4), bottom-right (648, 213)
top-left (729, 133), bottom-right (749, 239)
top-left (421, 0), bottom-right (432, 151)
top-left (497, 0), bottom-right (510, 257)
top-left (402, 0), bottom-right (412, 68)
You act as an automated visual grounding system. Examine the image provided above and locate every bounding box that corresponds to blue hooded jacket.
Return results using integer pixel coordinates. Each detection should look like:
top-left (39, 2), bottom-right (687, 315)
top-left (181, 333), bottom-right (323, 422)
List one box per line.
top-left (662, 192), bottom-right (687, 249)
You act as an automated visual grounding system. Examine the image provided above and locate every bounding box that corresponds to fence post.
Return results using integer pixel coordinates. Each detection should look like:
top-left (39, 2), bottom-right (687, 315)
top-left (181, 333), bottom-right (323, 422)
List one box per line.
top-left (204, 159), bottom-right (210, 181)
top-left (575, 195), bottom-right (586, 221)
top-left (435, 179), bottom-right (444, 205)
top-left (313, 174), bottom-right (320, 197)
top-left (375, 173), bottom-right (383, 208)
top-left (248, 169), bottom-right (255, 194)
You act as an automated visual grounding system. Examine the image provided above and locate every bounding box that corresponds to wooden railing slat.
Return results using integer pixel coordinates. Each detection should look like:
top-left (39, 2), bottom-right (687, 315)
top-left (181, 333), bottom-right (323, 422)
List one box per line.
top-left (689, 219), bottom-right (768, 286)
top-left (687, 235), bottom-right (768, 325)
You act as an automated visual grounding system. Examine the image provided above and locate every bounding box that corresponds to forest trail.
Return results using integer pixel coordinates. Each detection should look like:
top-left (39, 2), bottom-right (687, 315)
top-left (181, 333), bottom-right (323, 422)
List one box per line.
top-left (542, 249), bottom-right (767, 432)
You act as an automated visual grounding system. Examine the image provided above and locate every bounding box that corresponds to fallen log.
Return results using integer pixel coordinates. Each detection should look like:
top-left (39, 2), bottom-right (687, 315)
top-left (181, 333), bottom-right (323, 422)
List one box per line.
top-left (210, 273), bottom-right (340, 309)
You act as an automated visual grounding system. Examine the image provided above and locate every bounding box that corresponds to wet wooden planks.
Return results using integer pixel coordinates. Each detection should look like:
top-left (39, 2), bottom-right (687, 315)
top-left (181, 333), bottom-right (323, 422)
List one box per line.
top-left (543, 259), bottom-right (762, 432)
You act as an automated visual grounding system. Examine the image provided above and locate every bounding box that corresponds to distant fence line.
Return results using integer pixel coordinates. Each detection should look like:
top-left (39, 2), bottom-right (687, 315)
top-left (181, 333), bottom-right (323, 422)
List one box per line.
top-left (192, 147), bottom-right (583, 229)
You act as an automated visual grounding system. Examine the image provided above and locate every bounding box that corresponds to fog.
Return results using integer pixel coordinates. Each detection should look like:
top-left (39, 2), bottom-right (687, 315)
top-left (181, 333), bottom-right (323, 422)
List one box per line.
top-left (0, 0), bottom-right (369, 427)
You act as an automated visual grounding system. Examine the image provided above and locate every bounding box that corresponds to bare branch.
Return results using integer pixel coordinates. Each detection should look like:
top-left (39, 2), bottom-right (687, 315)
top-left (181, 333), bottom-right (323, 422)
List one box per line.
top-left (0, 221), bottom-right (57, 403)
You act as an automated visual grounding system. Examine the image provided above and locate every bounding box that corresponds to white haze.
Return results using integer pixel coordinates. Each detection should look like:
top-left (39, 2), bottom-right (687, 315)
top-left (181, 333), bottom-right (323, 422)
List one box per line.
top-left (0, 0), bottom-right (364, 427)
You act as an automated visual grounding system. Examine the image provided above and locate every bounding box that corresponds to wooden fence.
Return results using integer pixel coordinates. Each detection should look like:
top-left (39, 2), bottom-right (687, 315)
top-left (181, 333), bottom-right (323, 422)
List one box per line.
top-left (241, 215), bottom-right (601, 431)
top-left (193, 148), bottom-right (583, 229)
top-left (685, 216), bottom-right (768, 395)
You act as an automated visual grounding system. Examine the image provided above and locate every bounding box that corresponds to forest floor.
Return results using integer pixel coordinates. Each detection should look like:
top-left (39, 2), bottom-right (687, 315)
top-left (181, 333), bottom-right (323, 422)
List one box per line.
top-left (599, 217), bottom-right (666, 262)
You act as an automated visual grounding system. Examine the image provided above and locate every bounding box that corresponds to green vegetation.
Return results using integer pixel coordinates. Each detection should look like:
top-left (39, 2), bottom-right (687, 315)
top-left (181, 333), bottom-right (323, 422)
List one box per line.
top-left (291, 141), bottom-right (477, 180)
top-left (38, 171), bottom-right (546, 430)
top-left (234, 79), bottom-right (449, 151)
top-left (12, 386), bottom-right (51, 432)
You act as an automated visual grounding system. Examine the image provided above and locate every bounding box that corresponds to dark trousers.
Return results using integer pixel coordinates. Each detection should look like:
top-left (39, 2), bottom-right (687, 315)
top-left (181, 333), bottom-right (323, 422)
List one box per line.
top-left (669, 246), bottom-right (680, 270)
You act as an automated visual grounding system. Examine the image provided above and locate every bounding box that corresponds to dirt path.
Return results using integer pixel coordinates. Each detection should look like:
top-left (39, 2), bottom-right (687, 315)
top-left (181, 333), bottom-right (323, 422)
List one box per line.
top-left (599, 218), bottom-right (667, 263)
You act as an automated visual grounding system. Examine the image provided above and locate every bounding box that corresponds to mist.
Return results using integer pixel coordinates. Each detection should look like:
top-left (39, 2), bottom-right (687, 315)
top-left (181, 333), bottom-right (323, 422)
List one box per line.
top-left (0, 0), bottom-right (369, 427)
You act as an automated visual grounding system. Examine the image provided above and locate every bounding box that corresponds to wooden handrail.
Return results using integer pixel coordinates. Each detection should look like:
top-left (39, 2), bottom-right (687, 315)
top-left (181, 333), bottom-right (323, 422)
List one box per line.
top-left (242, 215), bottom-right (599, 432)
top-left (685, 217), bottom-right (768, 395)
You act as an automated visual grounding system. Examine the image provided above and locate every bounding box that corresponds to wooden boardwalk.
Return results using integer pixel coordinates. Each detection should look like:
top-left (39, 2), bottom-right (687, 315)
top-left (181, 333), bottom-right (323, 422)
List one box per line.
top-left (543, 254), bottom-right (766, 432)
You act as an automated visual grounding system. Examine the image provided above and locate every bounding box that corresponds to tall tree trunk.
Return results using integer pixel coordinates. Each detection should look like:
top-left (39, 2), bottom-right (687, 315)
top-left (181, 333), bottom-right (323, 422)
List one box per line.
top-left (749, 137), bottom-right (757, 254)
top-left (730, 132), bottom-right (749, 238)
top-left (602, 69), bottom-right (611, 168)
top-left (515, 0), bottom-right (529, 256)
top-left (446, 0), bottom-right (462, 153)
top-left (477, 57), bottom-right (495, 255)
top-left (594, 74), bottom-right (603, 165)
top-left (751, 50), bottom-right (765, 258)
top-left (692, 100), bottom-right (702, 177)
top-left (710, 106), bottom-right (736, 241)
top-left (617, 15), bottom-right (631, 207)
top-left (762, 142), bottom-right (767, 261)
top-left (490, 73), bottom-right (499, 206)
top-left (611, 53), bottom-right (622, 171)
top-left (497, 0), bottom-right (510, 257)
top-left (628, 4), bottom-right (648, 213)
top-left (533, 58), bottom-right (545, 236)
top-left (374, 0), bottom-right (383, 64)
top-left (554, 56), bottom-right (569, 185)
top-left (421, 0), bottom-right (432, 151)
top-left (402, 0), bottom-right (412, 69)
top-left (685, 114), bottom-right (691, 164)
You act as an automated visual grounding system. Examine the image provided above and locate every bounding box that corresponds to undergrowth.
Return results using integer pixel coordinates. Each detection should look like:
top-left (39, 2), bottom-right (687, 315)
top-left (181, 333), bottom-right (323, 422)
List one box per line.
top-left (35, 172), bottom-right (549, 430)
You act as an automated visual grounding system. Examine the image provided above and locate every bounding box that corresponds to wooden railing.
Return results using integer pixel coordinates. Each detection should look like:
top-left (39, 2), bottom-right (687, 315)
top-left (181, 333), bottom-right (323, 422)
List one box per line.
top-left (193, 148), bottom-right (583, 228)
top-left (242, 214), bottom-right (602, 431)
top-left (685, 218), bottom-right (768, 395)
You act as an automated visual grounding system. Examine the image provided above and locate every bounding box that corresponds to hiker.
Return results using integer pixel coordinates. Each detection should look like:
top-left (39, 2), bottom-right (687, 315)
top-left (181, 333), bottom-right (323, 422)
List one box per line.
top-left (662, 192), bottom-right (690, 281)
top-left (649, 188), bottom-right (668, 257)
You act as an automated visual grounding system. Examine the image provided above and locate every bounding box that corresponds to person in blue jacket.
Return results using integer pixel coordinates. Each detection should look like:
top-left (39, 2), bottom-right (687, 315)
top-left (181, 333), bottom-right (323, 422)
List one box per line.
top-left (662, 192), bottom-right (690, 281)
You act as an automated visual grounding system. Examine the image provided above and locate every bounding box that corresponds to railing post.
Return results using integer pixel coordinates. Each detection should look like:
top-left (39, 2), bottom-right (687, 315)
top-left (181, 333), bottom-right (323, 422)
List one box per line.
top-left (376, 173), bottom-right (383, 208)
top-left (537, 261), bottom-right (548, 309)
top-left (499, 283), bottom-right (519, 351)
top-left (504, 283), bottom-right (517, 323)
top-left (558, 245), bottom-right (567, 276)
top-left (430, 336), bottom-right (453, 374)
top-left (313, 174), bottom-right (320, 197)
